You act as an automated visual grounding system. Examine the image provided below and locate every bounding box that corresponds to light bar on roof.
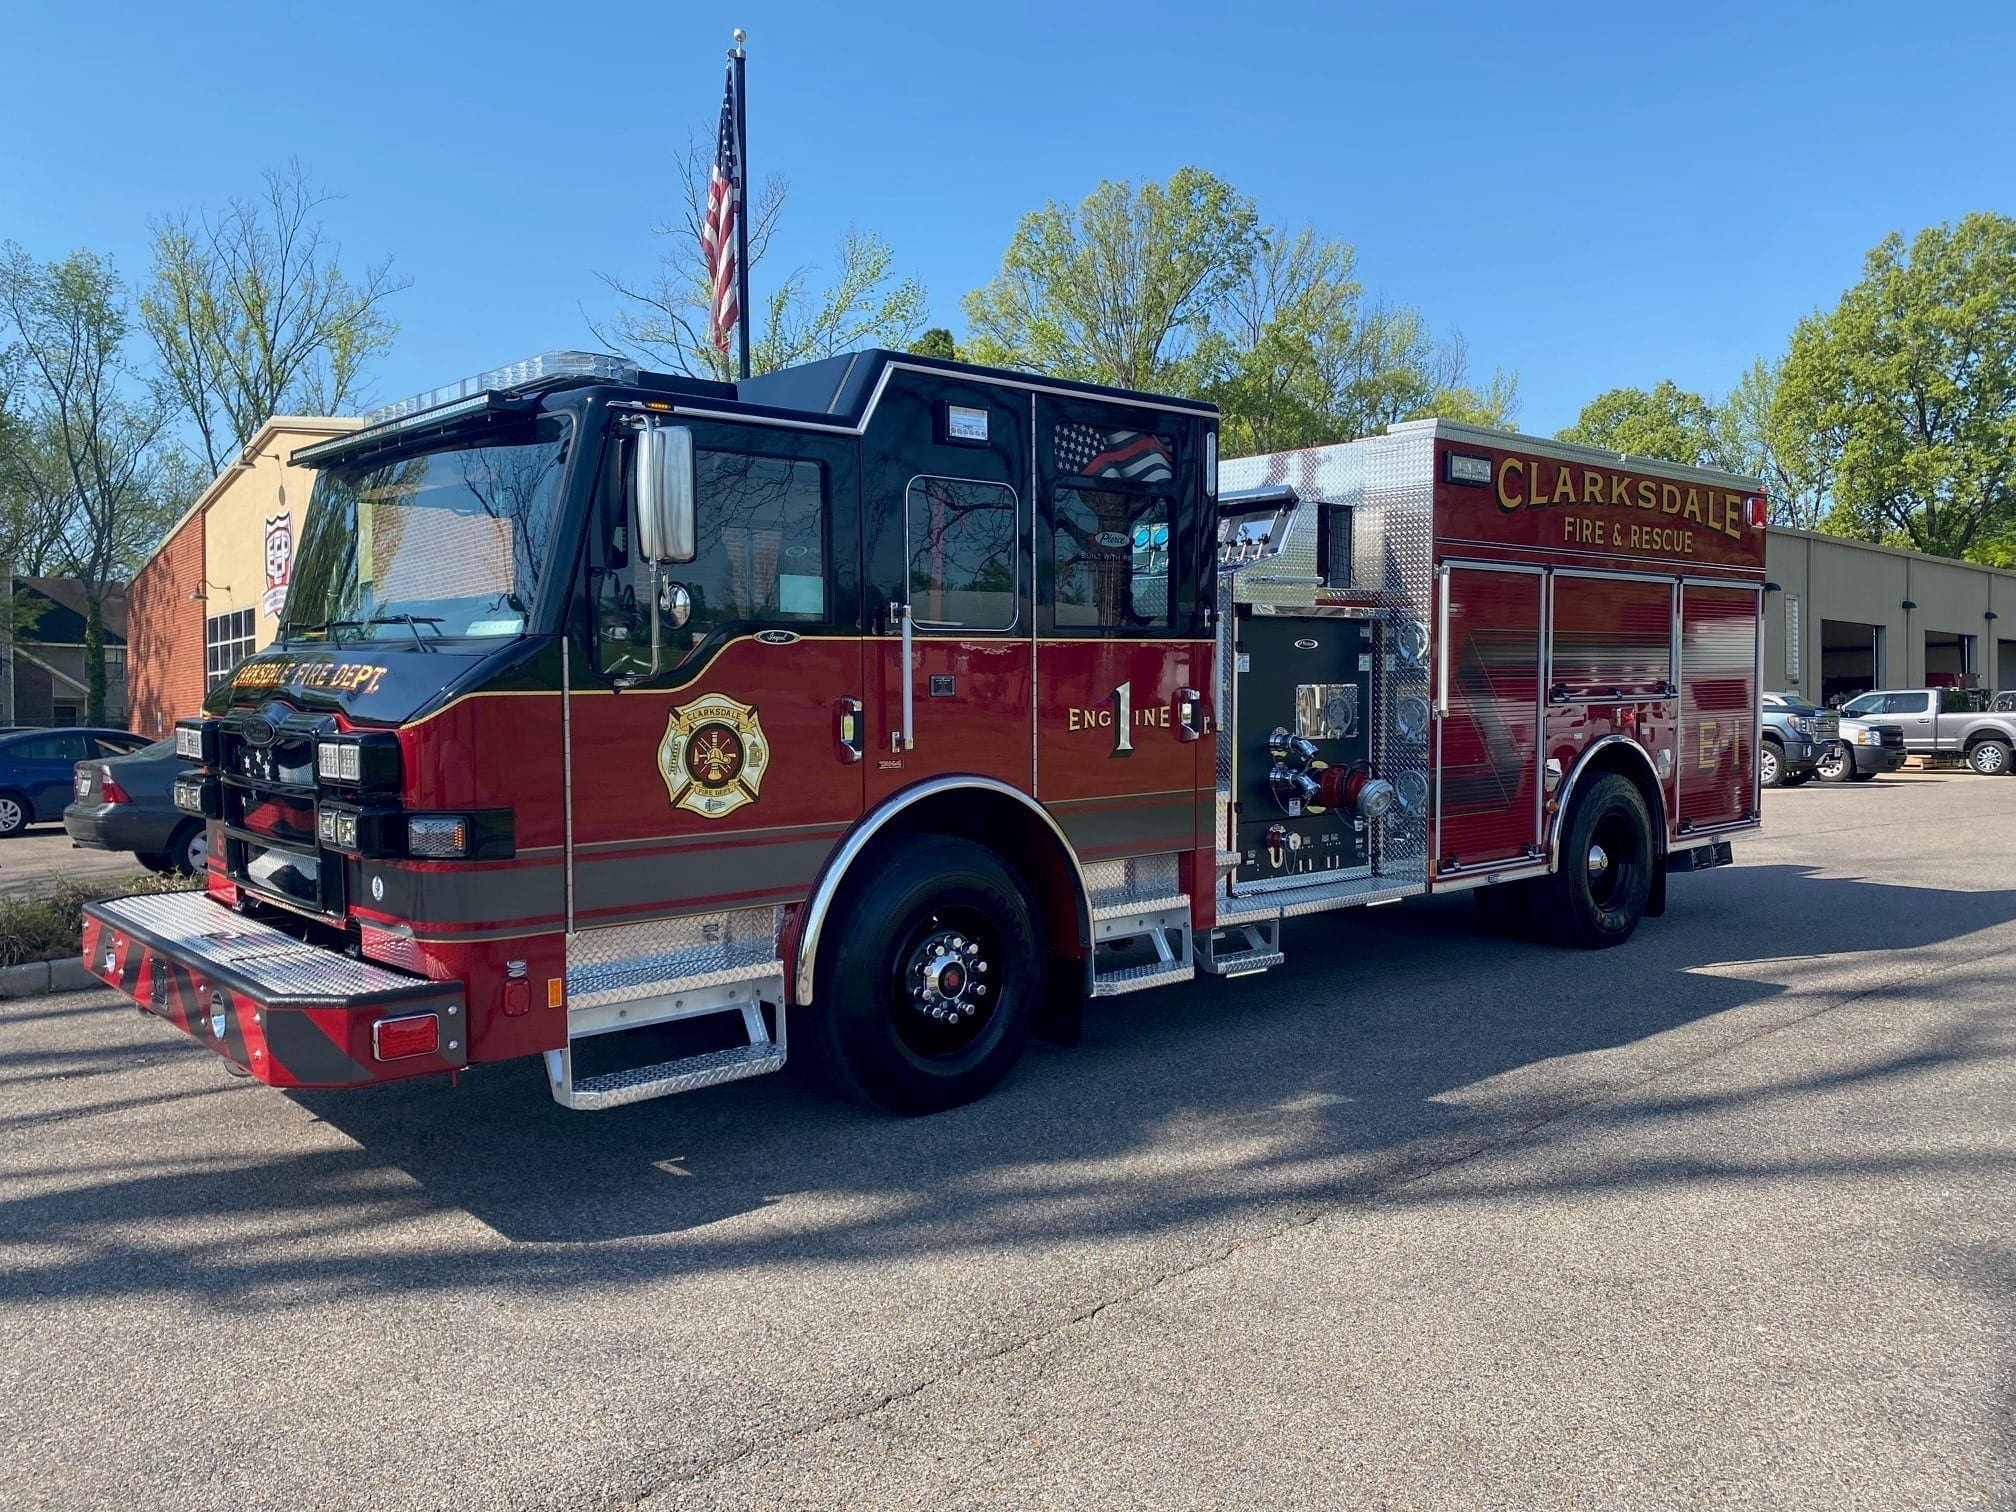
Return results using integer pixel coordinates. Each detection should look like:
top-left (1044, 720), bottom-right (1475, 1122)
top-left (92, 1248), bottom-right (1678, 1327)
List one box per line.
top-left (292, 351), bottom-right (642, 468)
top-left (363, 351), bottom-right (640, 424)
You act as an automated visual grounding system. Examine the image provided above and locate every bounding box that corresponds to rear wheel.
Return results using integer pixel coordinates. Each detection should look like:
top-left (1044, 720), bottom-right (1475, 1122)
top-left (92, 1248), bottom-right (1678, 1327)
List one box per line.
top-left (815, 834), bottom-right (1040, 1115)
top-left (1815, 743), bottom-right (1854, 782)
top-left (1967, 738), bottom-right (2012, 776)
top-left (1758, 741), bottom-right (1786, 789)
top-left (1539, 773), bottom-right (1653, 949)
top-left (0, 793), bottom-right (27, 837)
top-left (1848, 767), bottom-right (1880, 783)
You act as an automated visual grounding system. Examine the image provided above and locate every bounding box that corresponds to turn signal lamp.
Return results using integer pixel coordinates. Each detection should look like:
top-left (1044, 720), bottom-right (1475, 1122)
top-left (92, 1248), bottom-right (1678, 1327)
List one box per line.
top-left (406, 815), bottom-right (470, 859)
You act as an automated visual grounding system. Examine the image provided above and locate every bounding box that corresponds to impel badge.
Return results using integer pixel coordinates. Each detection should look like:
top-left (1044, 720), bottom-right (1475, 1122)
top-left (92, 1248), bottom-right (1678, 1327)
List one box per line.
top-left (658, 693), bottom-right (770, 819)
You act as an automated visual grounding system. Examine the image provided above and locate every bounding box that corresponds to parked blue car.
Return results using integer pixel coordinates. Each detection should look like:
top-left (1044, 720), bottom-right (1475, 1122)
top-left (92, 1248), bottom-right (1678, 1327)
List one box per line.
top-left (0, 727), bottom-right (149, 836)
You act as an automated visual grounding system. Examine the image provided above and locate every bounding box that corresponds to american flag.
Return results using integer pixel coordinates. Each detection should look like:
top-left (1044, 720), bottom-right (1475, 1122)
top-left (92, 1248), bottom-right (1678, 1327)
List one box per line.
top-left (701, 59), bottom-right (741, 355)
top-left (1055, 424), bottom-right (1174, 486)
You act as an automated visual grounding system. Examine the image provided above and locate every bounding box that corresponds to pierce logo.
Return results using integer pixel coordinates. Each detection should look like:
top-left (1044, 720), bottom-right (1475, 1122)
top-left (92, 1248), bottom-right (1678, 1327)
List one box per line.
top-left (658, 693), bottom-right (770, 818)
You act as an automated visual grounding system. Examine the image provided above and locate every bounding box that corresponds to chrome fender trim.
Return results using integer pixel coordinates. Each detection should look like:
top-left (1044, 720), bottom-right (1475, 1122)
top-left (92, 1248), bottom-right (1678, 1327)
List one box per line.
top-left (1546, 734), bottom-right (1668, 871)
top-left (792, 775), bottom-right (1091, 1006)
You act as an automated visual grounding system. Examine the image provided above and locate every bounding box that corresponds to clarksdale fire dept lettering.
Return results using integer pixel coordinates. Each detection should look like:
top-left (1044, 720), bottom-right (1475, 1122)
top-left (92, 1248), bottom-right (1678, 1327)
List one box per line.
top-left (1495, 454), bottom-right (1749, 546)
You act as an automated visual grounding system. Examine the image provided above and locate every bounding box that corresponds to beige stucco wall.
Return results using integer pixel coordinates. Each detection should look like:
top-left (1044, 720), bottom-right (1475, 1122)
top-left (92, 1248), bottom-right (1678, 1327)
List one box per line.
top-left (1765, 528), bottom-right (2016, 697)
top-left (201, 417), bottom-right (361, 650)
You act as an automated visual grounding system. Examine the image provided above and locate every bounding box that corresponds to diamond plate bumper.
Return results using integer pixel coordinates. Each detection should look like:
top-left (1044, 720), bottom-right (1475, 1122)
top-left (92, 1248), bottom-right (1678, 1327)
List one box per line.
top-left (81, 891), bottom-right (468, 1088)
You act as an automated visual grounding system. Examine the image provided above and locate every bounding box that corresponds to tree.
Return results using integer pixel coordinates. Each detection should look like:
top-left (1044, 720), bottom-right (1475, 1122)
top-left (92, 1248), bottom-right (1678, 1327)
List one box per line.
top-left (962, 172), bottom-right (1515, 448)
top-left (142, 162), bottom-right (405, 475)
top-left (962, 167), bottom-right (1263, 394)
top-left (0, 244), bottom-right (177, 723)
top-left (908, 327), bottom-right (961, 361)
top-left (1557, 380), bottom-right (1720, 467)
top-left (1715, 357), bottom-right (1831, 530)
top-left (593, 134), bottom-right (925, 379)
top-left (1772, 213), bottom-right (2016, 560)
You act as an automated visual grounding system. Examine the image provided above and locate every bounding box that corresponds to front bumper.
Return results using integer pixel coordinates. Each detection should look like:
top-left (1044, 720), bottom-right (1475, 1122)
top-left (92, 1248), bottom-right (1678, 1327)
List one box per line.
top-left (1853, 743), bottom-right (1907, 773)
top-left (1780, 738), bottom-right (1823, 770)
top-left (81, 891), bottom-right (467, 1088)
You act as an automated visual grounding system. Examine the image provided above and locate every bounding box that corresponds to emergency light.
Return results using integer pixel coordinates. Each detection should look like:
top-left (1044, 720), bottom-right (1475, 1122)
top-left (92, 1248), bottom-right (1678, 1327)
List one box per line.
top-left (293, 351), bottom-right (639, 467)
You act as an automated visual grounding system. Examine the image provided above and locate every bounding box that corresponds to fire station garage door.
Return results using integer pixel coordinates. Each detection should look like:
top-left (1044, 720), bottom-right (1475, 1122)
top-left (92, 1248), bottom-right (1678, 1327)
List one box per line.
top-left (1437, 565), bottom-right (1542, 873)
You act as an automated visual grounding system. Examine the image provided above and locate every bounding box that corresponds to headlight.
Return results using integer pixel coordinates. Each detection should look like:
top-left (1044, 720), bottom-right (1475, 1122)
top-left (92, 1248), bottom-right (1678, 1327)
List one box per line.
top-left (173, 719), bottom-right (218, 764)
top-left (313, 733), bottom-right (400, 788)
top-left (316, 740), bottom-right (361, 783)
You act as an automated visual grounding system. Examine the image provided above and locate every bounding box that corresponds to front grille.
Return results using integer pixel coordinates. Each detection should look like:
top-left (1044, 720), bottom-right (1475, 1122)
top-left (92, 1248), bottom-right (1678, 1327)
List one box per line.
top-left (1880, 727), bottom-right (1904, 748)
top-left (218, 711), bottom-right (342, 916)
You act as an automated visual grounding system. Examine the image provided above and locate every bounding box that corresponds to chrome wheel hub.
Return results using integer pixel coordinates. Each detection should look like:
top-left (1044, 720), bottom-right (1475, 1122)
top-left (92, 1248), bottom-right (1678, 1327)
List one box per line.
top-left (1587, 843), bottom-right (1611, 877)
top-left (909, 928), bottom-right (989, 1022)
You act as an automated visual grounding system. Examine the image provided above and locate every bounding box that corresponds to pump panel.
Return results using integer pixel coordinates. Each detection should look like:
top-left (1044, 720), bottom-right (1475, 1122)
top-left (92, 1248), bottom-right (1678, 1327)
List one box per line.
top-left (1231, 610), bottom-right (1375, 886)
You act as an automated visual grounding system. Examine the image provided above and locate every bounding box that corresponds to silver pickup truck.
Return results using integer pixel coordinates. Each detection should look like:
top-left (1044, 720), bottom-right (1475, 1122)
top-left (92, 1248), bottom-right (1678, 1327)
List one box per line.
top-left (1837, 688), bottom-right (2016, 775)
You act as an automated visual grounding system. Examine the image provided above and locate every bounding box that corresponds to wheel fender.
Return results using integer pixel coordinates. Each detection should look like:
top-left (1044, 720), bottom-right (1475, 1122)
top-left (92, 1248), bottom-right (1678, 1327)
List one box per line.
top-left (792, 776), bottom-right (1091, 1008)
top-left (1547, 735), bottom-right (1667, 874)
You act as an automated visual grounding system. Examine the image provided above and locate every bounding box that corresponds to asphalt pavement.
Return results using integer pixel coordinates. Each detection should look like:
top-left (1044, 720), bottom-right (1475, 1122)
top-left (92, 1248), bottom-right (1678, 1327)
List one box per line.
top-left (0, 823), bottom-right (153, 896)
top-left (2, 770), bottom-right (2011, 1510)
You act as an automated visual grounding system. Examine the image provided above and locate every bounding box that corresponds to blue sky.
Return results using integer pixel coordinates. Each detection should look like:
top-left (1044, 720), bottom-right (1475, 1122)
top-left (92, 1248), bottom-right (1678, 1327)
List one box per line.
top-left (4, 0), bottom-right (2012, 436)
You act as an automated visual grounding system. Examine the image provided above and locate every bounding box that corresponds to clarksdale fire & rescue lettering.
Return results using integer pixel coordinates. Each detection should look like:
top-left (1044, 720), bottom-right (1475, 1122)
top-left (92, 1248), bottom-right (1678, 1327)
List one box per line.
top-left (75, 346), bottom-right (1765, 1117)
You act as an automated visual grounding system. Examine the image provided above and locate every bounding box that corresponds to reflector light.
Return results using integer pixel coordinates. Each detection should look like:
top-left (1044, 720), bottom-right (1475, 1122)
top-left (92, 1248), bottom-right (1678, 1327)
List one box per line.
top-left (406, 815), bottom-right (470, 858)
top-left (372, 1014), bottom-right (439, 1061)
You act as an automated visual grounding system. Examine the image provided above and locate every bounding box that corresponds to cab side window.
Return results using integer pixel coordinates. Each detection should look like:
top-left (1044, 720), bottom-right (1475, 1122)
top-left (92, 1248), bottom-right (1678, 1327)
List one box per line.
top-left (1055, 489), bottom-right (1171, 630)
top-left (1885, 691), bottom-right (1931, 714)
top-left (906, 477), bottom-right (1017, 631)
top-left (587, 440), bottom-right (826, 679)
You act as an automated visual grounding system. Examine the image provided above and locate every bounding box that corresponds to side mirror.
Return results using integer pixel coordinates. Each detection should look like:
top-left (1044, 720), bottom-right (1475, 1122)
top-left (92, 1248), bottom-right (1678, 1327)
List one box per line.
top-left (634, 424), bottom-right (696, 563)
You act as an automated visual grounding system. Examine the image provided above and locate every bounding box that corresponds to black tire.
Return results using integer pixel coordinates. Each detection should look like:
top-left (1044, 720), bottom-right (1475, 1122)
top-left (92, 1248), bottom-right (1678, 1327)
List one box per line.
top-left (1759, 740), bottom-right (1787, 790)
top-left (168, 820), bottom-right (209, 876)
top-left (1473, 879), bottom-right (1537, 937)
top-left (1539, 773), bottom-right (1653, 949)
top-left (1848, 768), bottom-right (1880, 783)
top-left (0, 791), bottom-right (27, 837)
top-left (1966, 738), bottom-right (2012, 777)
top-left (1782, 768), bottom-right (1816, 788)
top-left (814, 834), bottom-right (1041, 1115)
top-left (1815, 743), bottom-right (1854, 783)
top-left (135, 851), bottom-right (173, 875)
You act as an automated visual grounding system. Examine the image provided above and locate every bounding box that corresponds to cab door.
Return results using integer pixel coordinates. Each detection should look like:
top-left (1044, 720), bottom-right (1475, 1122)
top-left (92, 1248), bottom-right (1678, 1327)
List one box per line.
top-left (566, 421), bottom-right (865, 928)
top-left (861, 372), bottom-right (1033, 803)
top-left (1031, 395), bottom-right (1207, 867)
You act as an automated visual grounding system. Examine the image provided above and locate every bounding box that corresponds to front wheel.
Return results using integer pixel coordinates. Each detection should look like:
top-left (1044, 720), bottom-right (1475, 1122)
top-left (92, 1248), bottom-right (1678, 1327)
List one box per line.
top-left (1759, 741), bottom-right (1786, 789)
top-left (814, 834), bottom-right (1040, 1115)
top-left (1967, 738), bottom-right (2012, 776)
top-left (0, 793), bottom-right (27, 837)
top-left (1539, 773), bottom-right (1653, 949)
top-left (1816, 743), bottom-right (1853, 783)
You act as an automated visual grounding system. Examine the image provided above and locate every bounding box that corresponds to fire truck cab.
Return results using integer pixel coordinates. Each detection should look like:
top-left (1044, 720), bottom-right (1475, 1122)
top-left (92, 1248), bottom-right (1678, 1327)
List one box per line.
top-left (82, 350), bottom-right (1764, 1115)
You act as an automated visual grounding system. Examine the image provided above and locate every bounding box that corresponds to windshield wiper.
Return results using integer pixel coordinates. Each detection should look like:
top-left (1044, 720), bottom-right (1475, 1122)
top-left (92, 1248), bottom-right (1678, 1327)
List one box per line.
top-left (367, 613), bottom-right (446, 652)
top-left (283, 617), bottom-right (364, 644)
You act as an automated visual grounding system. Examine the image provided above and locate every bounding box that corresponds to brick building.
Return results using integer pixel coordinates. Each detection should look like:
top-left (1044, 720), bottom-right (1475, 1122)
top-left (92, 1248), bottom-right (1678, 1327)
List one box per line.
top-left (126, 416), bottom-right (360, 738)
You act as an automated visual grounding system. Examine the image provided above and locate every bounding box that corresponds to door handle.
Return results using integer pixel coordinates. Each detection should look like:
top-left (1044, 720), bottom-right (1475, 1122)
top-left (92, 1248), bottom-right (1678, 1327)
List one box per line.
top-left (1174, 687), bottom-right (1208, 742)
top-left (835, 697), bottom-right (863, 763)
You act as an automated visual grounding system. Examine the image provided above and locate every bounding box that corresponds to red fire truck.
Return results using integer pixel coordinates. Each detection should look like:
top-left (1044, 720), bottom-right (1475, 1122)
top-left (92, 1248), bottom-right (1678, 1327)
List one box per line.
top-left (81, 349), bottom-right (1765, 1113)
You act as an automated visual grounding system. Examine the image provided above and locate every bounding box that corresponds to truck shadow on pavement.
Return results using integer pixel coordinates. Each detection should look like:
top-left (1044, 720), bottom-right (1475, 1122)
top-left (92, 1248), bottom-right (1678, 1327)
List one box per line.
top-left (5, 862), bottom-right (2016, 1304)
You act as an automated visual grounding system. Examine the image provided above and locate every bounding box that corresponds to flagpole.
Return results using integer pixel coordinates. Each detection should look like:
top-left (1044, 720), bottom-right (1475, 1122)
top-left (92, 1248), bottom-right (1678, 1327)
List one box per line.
top-left (732, 28), bottom-right (751, 382)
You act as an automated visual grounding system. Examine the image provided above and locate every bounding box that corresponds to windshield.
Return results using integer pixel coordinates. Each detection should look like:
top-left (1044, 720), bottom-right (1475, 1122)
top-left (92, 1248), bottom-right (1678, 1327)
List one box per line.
top-left (284, 415), bottom-right (573, 643)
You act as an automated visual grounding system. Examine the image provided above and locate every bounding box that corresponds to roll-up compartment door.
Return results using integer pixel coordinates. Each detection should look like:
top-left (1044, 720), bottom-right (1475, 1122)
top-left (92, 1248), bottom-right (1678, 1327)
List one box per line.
top-left (1436, 566), bottom-right (1542, 872)
top-left (1678, 584), bottom-right (1761, 832)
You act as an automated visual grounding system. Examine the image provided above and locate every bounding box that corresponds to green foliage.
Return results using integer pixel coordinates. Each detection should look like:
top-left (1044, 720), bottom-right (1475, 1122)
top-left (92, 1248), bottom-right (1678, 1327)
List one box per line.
top-left (142, 161), bottom-right (406, 474)
top-left (594, 135), bottom-right (925, 379)
top-left (1772, 213), bottom-right (2016, 560)
top-left (963, 167), bottom-right (1263, 395)
top-left (0, 871), bottom-right (196, 970)
top-left (961, 170), bottom-right (1516, 449)
top-left (909, 327), bottom-right (961, 361)
top-left (1714, 357), bottom-right (1831, 530)
top-left (0, 243), bottom-right (177, 717)
top-left (1557, 380), bottom-right (1721, 466)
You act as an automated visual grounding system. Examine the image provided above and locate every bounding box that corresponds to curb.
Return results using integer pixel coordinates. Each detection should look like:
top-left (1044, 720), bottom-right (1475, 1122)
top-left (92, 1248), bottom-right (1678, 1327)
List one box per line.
top-left (0, 958), bottom-right (100, 1000)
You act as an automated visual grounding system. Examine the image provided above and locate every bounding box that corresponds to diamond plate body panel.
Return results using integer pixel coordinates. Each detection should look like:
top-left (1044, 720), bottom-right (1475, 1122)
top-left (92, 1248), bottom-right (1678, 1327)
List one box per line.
top-left (91, 890), bottom-right (434, 998)
top-left (1216, 429), bottom-right (1435, 915)
top-left (1082, 854), bottom-right (1182, 914)
top-left (566, 906), bottom-right (782, 1010)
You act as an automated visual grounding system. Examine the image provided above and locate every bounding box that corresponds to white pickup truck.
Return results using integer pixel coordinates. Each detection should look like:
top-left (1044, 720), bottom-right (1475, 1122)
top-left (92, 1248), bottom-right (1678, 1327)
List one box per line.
top-left (1837, 688), bottom-right (2016, 775)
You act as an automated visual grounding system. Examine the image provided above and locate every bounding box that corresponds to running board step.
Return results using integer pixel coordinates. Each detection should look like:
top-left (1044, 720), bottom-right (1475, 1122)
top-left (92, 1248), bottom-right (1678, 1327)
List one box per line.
top-left (545, 1040), bottom-right (785, 1111)
top-left (1197, 918), bottom-right (1284, 977)
top-left (1092, 959), bottom-right (1195, 997)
